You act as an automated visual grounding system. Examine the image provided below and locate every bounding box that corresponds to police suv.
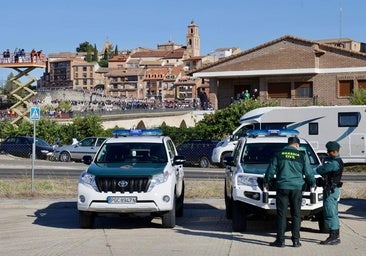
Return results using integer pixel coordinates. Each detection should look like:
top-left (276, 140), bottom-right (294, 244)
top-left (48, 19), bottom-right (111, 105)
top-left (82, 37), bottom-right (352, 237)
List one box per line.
top-left (77, 129), bottom-right (185, 228)
top-left (224, 130), bottom-right (326, 232)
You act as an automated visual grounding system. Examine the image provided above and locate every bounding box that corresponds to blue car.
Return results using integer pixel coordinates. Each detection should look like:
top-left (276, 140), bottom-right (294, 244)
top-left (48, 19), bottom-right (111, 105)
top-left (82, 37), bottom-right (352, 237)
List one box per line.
top-left (0, 136), bottom-right (54, 159)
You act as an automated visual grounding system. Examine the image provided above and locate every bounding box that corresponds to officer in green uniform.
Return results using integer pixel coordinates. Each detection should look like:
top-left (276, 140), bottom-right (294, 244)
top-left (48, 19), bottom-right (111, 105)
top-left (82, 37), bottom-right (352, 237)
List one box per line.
top-left (316, 141), bottom-right (343, 245)
top-left (264, 136), bottom-right (315, 248)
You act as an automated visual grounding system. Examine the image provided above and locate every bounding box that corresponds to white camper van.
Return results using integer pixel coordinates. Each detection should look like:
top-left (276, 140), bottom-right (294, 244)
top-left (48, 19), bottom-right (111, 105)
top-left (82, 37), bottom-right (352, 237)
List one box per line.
top-left (211, 105), bottom-right (366, 165)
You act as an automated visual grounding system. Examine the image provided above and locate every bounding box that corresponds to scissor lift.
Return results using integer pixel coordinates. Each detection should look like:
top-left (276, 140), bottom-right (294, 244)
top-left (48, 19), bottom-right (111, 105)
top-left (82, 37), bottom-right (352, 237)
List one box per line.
top-left (0, 50), bottom-right (46, 127)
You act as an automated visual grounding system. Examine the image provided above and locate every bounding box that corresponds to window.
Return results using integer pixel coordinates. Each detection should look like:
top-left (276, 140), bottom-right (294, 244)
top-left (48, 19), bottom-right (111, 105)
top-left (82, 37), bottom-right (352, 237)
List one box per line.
top-left (295, 82), bottom-right (313, 98)
top-left (83, 67), bottom-right (87, 72)
top-left (338, 112), bottom-right (360, 127)
top-left (308, 122), bottom-right (318, 135)
top-left (338, 80), bottom-right (354, 97)
top-left (83, 79), bottom-right (87, 85)
top-left (358, 80), bottom-right (366, 89)
top-left (268, 82), bottom-right (291, 98)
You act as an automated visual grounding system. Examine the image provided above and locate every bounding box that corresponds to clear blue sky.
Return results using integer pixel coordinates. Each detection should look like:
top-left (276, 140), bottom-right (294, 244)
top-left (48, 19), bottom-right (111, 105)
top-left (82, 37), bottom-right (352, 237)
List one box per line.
top-left (1, 0), bottom-right (364, 82)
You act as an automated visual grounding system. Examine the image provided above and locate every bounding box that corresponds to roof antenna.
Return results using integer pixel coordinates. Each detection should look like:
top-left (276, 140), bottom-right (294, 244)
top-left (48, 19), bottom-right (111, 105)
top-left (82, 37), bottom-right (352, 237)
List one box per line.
top-left (339, 0), bottom-right (343, 42)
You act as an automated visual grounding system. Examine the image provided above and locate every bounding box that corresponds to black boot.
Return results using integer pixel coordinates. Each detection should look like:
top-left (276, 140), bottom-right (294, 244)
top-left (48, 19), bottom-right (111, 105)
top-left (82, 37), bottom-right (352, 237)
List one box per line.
top-left (320, 229), bottom-right (340, 245)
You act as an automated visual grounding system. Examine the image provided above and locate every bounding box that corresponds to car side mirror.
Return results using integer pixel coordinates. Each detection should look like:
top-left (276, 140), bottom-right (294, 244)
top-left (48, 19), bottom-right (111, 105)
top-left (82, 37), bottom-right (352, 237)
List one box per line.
top-left (223, 156), bottom-right (235, 166)
top-left (173, 155), bottom-right (185, 165)
top-left (82, 155), bottom-right (93, 165)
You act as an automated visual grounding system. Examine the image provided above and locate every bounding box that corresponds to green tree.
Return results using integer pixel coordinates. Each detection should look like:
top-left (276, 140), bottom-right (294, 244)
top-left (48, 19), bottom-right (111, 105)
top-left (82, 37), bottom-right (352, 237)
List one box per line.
top-left (86, 49), bottom-right (92, 62)
top-left (350, 88), bottom-right (366, 105)
top-left (194, 99), bottom-right (278, 139)
top-left (76, 41), bottom-right (94, 52)
top-left (93, 44), bottom-right (99, 62)
top-left (73, 115), bottom-right (104, 139)
top-left (114, 45), bottom-right (119, 56)
top-left (159, 99), bottom-right (278, 145)
top-left (3, 73), bottom-right (25, 105)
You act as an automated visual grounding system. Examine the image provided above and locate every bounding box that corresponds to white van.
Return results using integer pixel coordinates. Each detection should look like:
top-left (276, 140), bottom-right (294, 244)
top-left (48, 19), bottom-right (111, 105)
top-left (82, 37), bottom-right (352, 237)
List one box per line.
top-left (212, 105), bottom-right (366, 165)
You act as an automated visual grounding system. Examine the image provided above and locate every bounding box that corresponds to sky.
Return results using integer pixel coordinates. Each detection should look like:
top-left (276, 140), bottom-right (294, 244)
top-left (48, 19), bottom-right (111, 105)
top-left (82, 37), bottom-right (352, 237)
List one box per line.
top-left (1, 0), bottom-right (365, 83)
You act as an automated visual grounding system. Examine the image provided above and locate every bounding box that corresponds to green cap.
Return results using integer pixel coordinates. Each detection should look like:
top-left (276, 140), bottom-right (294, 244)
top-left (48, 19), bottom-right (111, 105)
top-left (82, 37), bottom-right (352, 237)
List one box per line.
top-left (326, 141), bottom-right (340, 151)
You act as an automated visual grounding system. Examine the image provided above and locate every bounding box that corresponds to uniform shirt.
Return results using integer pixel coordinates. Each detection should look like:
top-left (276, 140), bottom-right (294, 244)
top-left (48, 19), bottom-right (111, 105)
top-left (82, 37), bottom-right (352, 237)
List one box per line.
top-left (316, 155), bottom-right (341, 175)
top-left (264, 145), bottom-right (315, 190)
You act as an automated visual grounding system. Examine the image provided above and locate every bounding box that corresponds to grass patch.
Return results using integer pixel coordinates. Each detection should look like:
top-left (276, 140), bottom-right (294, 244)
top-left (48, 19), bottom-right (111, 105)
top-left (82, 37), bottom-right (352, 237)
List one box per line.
top-left (0, 178), bottom-right (364, 200)
top-left (0, 178), bottom-right (224, 199)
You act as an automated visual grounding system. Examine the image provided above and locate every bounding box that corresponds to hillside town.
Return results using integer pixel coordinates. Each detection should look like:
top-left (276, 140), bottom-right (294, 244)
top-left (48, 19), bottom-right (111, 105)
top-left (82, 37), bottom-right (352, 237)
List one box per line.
top-left (2, 20), bottom-right (366, 117)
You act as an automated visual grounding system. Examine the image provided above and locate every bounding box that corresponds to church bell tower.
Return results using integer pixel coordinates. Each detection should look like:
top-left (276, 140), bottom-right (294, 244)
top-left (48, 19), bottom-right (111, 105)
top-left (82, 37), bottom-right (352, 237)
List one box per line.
top-left (186, 20), bottom-right (201, 57)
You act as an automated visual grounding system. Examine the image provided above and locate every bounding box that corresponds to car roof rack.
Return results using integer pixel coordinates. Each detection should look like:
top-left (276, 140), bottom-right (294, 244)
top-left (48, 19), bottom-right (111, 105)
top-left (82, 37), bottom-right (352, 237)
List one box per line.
top-left (113, 129), bottom-right (163, 137)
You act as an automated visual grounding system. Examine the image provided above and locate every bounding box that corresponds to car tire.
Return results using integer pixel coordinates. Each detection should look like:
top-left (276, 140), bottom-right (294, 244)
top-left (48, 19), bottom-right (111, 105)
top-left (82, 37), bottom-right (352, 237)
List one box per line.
top-left (224, 182), bottom-right (232, 219)
top-left (232, 201), bottom-right (247, 232)
top-left (162, 200), bottom-right (176, 228)
top-left (59, 151), bottom-right (71, 162)
top-left (199, 156), bottom-right (210, 168)
top-left (79, 211), bottom-right (95, 228)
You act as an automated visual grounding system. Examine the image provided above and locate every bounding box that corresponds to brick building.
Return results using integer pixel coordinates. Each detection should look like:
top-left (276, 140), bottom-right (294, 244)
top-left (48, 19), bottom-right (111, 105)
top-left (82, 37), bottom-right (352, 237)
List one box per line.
top-left (192, 35), bottom-right (366, 109)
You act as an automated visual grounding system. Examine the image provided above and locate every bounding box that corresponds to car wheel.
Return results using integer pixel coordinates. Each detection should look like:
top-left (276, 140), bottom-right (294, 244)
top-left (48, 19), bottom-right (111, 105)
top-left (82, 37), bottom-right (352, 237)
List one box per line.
top-left (79, 211), bottom-right (95, 228)
top-left (232, 201), bottom-right (247, 232)
top-left (59, 151), bottom-right (71, 162)
top-left (162, 199), bottom-right (176, 228)
top-left (224, 182), bottom-right (232, 219)
top-left (199, 156), bottom-right (210, 168)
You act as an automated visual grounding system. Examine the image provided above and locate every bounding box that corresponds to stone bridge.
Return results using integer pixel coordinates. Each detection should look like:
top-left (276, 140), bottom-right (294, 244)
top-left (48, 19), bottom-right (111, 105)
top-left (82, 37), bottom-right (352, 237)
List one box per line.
top-left (58, 110), bottom-right (213, 129)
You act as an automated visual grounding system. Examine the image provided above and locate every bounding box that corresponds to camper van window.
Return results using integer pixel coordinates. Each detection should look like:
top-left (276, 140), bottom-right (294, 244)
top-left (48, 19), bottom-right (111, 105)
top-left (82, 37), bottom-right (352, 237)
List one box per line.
top-left (338, 112), bottom-right (360, 127)
top-left (308, 123), bottom-right (319, 135)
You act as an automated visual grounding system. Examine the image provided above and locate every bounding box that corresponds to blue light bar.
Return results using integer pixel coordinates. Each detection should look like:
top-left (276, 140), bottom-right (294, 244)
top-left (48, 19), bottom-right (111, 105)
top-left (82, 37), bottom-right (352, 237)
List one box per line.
top-left (246, 129), bottom-right (299, 137)
top-left (113, 129), bottom-right (163, 137)
top-left (246, 129), bottom-right (268, 137)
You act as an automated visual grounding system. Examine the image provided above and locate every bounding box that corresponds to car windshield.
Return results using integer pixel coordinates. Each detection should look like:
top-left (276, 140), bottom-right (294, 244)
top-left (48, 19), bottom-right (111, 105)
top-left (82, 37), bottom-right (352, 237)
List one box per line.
top-left (30, 138), bottom-right (50, 147)
top-left (95, 143), bottom-right (167, 163)
top-left (241, 142), bottom-right (320, 174)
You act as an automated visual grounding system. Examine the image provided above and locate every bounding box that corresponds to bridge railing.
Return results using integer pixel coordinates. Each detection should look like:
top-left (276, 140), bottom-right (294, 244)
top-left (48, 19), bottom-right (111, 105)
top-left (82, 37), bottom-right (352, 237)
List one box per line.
top-left (0, 51), bottom-right (46, 65)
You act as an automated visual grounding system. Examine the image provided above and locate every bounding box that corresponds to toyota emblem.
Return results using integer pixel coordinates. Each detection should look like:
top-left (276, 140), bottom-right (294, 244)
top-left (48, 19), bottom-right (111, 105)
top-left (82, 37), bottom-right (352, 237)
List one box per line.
top-left (118, 180), bottom-right (128, 188)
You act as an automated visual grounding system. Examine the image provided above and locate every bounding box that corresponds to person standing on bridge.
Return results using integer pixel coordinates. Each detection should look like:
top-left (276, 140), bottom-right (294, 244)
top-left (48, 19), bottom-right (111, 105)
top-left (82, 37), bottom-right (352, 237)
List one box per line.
top-left (316, 141), bottom-right (343, 245)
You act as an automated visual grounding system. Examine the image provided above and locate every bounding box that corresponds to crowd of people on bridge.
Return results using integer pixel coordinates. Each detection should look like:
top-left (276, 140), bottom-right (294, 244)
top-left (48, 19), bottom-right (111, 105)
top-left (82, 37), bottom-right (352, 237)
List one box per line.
top-left (1, 48), bottom-right (44, 64)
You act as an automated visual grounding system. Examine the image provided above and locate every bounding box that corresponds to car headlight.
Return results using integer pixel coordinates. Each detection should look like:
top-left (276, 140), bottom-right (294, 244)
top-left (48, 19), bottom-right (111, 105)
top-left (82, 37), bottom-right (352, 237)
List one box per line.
top-left (236, 175), bottom-right (258, 186)
top-left (79, 171), bottom-right (98, 191)
top-left (147, 171), bottom-right (170, 192)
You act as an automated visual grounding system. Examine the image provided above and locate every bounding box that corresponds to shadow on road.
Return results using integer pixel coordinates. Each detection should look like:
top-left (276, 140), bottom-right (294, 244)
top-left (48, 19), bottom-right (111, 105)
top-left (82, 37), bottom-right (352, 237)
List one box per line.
top-left (340, 198), bottom-right (366, 219)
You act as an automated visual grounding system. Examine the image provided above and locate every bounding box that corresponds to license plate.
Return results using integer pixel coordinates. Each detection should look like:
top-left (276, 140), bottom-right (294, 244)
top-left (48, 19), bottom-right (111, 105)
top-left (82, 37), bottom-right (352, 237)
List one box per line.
top-left (107, 196), bottom-right (137, 204)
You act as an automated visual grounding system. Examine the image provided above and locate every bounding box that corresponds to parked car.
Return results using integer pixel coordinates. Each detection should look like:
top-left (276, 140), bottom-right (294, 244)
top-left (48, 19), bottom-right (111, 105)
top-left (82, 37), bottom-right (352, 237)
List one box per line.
top-left (54, 137), bottom-right (107, 162)
top-left (176, 139), bottom-right (220, 168)
top-left (77, 129), bottom-right (185, 228)
top-left (0, 136), bottom-right (54, 159)
top-left (224, 129), bottom-right (325, 232)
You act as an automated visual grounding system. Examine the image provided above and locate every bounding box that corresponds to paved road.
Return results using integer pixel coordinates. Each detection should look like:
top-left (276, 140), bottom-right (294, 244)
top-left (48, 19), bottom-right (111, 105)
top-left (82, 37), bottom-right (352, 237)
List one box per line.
top-left (1, 155), bottom-right (366, 181)
top-left (0, 198), bottom-right (365, 256)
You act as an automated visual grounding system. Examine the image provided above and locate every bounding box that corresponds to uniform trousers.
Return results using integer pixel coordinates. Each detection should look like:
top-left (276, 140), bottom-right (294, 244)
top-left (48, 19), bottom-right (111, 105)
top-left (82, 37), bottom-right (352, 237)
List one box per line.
top-left (323, 187), bottom-right (340, 230)
top-left (275, 189), bottom-right (303, 243)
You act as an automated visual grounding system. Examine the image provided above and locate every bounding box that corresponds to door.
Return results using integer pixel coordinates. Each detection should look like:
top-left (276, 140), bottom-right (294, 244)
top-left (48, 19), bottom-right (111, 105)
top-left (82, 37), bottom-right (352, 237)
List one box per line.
top-left (350, 133), bottom-right (366, 157)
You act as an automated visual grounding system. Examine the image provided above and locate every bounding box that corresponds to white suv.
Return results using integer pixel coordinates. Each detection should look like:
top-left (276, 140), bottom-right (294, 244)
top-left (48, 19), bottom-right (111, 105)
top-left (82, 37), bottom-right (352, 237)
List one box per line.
top-left (77, 129), bottom-right (185, 228)
top-left (224, 130), bottom-right (325, 232)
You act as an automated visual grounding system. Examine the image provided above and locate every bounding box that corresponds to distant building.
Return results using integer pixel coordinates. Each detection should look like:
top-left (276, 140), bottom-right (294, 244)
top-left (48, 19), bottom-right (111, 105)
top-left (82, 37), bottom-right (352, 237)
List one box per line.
top-left (192, 35), bottom-right (366, 109)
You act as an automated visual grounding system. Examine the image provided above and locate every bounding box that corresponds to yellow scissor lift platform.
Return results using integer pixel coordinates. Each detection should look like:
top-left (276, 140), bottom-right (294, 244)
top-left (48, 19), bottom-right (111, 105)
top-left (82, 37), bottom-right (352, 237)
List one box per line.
top-left (0, 50), bottom-right (46, 127)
